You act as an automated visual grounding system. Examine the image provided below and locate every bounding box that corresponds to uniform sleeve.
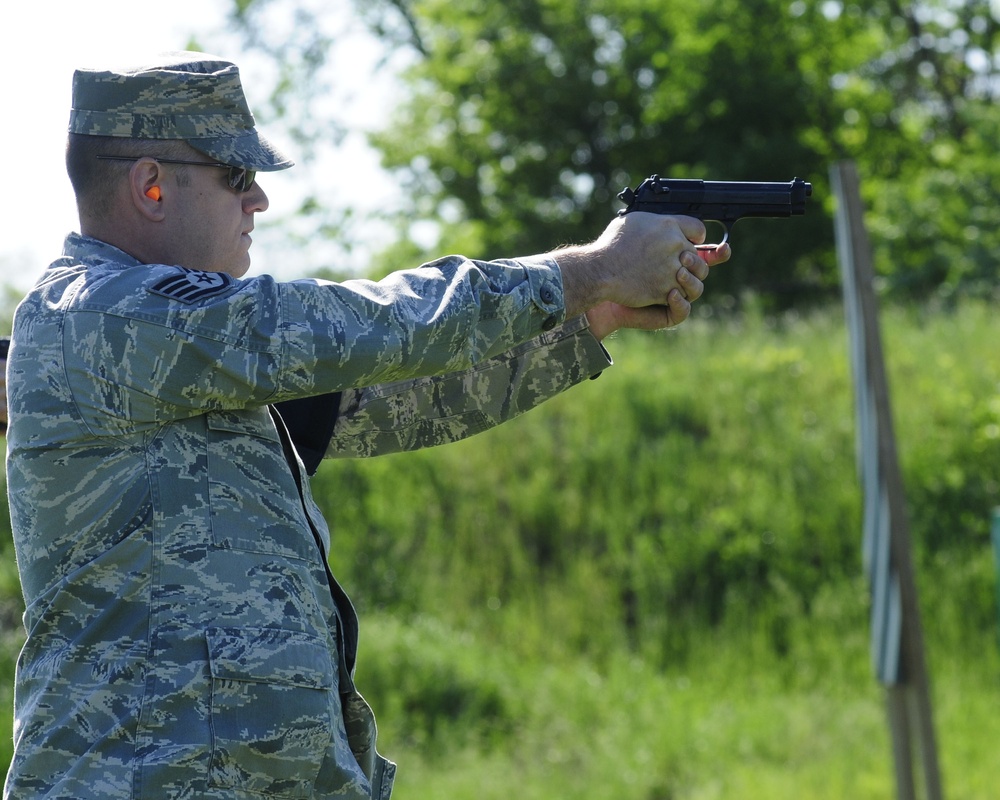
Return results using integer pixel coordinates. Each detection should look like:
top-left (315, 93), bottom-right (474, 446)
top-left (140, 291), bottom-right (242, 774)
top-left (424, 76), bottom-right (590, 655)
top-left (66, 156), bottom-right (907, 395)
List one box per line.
top-left (58, 253), bottom-right (567, 432)
top-left (323, 315), bottom-right (613, 458)
top-left (273, 253), bottom-right (566, 396)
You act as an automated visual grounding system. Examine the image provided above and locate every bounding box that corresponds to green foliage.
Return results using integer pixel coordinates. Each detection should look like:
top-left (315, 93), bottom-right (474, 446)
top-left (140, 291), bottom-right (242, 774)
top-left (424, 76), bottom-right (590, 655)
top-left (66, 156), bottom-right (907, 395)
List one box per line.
top-left (355, 592), bottom-right (1000, 799)
top-left (228, 0), bottom-right (1000, 304)
top-left (366, 0), bottom-right (836, 299)
top-left (0, 281), bottom-right (22, 333)
top-left (866, 118), bottom-right (1000, 300)
top-left (884, 302), bottom-right (1000, 557)
top-left (0, 299), bottom-right (998, 794)
top-left (317, 302), bottom-right (1000, 672)
top-left (378, 0), bottom-right (1000, 303)
top-left (355, 614), bottom-right (521, 755)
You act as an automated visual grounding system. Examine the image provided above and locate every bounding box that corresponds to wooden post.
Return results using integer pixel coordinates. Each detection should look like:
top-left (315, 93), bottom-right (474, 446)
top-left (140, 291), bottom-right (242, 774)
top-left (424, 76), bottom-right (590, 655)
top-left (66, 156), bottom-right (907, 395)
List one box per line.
top-left (831, 160), bottom-right (943, 800)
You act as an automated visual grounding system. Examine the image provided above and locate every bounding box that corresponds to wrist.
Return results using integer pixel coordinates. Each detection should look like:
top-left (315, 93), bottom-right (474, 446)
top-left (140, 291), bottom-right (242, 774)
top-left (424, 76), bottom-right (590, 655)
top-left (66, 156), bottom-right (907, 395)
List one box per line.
top-left (552, 243), bottom-right (613, 319)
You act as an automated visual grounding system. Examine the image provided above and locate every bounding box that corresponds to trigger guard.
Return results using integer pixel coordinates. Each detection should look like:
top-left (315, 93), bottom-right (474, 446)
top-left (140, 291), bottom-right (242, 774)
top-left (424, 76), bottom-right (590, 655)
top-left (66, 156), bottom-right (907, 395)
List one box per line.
top-left (695, 220), bottom-right (731, 250)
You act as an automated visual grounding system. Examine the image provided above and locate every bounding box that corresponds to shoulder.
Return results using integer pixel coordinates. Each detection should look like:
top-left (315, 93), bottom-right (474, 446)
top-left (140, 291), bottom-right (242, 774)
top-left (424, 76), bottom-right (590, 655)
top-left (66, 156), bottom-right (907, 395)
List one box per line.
top-left (70, 264), bottom-right (268, 322)
top-left (48, 235), bottom-right (257, 311)
top-left (145, 267), bottom-right (238, 305)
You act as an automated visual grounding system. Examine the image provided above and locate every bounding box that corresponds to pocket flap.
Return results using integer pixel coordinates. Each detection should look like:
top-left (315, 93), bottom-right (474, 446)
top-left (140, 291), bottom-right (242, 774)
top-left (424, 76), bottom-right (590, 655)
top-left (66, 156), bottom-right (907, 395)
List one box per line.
top-left (207, 627), bottom-right (334, 690)
top-left (206, 408), bottom-right (281, 442)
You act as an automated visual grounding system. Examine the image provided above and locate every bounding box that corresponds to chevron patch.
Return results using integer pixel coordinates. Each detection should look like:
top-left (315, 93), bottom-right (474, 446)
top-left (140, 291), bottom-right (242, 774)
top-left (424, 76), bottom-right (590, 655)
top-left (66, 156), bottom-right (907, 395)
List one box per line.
top-left (149, 268), bottom-right (235, 304)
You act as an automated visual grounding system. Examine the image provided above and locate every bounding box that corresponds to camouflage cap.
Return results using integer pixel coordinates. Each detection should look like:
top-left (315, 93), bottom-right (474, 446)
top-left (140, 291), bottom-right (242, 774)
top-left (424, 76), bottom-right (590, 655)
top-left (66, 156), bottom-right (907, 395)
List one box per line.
top-left (68, 51), bottom-right (293, 171)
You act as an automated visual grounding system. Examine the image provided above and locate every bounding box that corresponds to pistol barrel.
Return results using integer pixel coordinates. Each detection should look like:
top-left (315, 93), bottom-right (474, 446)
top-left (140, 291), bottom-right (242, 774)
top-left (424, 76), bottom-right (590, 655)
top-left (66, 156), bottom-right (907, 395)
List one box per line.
top-left (619, 176), bottom-right (812, 218)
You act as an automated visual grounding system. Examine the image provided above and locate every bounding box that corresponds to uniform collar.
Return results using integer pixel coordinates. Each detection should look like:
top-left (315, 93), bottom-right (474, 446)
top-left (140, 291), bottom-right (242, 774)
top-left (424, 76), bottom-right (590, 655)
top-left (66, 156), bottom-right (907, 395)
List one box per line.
top-left (61, 232), bottom-right (145, 270)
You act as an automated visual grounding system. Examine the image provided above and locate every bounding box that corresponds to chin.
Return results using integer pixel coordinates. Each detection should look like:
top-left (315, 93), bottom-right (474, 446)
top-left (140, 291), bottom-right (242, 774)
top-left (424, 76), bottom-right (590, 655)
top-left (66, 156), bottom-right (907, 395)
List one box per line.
top-left (222, 254), bottom-right (252, 279)
top-left (226, 264), bottom-right (251, 279)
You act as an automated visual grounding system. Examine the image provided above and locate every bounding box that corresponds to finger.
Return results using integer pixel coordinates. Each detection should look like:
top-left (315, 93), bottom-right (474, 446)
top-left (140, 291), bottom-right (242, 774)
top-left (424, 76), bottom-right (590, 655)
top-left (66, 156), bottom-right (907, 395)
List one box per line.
top-left (673, 215), bottom-right (709, 245)
top-left (679, 250), bottom-right (710, 281)
top-left (611, 301), bottom-right (690, 332)
top-left (696, 242), bottom-right (731, 266)
top-left (676, 267), bottom-right (704, 302)
top-left (619, 305), bottom-right (673, 331)
top-left (664, 288), bottom-right (692, 326)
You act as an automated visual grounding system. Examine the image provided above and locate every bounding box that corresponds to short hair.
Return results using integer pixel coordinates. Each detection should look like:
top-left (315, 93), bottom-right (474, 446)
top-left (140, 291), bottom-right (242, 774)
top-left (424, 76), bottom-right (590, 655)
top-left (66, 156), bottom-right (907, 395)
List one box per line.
top-left (65, 134), bottom-right (193, 219)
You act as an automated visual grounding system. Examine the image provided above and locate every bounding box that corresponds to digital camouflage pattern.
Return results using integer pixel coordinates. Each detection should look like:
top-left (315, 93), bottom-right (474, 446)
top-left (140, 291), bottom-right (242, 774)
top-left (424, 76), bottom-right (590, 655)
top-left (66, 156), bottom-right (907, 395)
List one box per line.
top-left (4, 232), bottom-right (612, 799)
top-left (69, 52), bottom-right (293, 171)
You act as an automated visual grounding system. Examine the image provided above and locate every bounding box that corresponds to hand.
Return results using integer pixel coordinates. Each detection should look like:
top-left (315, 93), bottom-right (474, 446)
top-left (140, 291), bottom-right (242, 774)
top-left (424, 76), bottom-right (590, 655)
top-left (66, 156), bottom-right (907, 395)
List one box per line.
top-left (584, 242), bottom-right (730, 338)
top-left (554, 213), bottom-right (728, 322)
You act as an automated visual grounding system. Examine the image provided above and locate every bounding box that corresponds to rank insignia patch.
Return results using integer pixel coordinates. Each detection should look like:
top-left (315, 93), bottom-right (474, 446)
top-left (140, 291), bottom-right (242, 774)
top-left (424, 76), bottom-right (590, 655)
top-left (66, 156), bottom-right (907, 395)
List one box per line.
top-left (149, 268), bottom-right (236, 303)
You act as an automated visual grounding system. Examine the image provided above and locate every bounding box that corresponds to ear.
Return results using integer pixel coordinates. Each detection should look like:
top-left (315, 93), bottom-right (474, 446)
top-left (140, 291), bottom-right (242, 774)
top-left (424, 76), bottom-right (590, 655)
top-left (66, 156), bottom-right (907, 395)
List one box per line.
top-left (128, 158), bottom-right (166, 221)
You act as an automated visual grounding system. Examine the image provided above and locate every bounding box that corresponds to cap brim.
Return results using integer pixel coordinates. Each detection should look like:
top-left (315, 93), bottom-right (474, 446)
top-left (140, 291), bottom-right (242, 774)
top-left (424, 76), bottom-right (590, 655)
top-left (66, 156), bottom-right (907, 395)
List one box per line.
top-left (191, 128), bottom-right (294, 172)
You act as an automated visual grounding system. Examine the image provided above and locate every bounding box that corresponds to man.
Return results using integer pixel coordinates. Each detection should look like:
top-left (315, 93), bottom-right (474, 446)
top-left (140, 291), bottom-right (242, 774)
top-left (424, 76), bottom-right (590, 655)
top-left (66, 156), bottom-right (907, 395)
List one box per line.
top-left (3, 52), bottom-right (729, 799)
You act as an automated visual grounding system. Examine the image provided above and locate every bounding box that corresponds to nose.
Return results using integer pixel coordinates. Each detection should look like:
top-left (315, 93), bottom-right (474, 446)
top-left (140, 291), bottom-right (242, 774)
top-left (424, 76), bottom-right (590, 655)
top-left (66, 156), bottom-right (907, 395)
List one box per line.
top-left (243, 180), bottom-right (269, 214)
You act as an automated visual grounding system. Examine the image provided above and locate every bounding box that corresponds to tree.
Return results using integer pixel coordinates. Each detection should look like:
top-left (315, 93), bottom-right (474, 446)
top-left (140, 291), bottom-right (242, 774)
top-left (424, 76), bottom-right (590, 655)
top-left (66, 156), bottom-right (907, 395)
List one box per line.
top-left (227, 0), bottom-right (1000, 303)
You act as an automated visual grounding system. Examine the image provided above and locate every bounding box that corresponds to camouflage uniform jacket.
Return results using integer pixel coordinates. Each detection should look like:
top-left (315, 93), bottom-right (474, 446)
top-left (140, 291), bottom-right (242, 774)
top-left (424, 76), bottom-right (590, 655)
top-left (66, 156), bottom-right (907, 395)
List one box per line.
top-left (4, 233), bottom-right (612, 800)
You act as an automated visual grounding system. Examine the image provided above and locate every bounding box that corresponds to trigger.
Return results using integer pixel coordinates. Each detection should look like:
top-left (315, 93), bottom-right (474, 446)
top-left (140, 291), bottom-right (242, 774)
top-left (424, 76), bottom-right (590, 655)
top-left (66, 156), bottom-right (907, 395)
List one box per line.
top-left (696, 220), bottom-right (731, 249)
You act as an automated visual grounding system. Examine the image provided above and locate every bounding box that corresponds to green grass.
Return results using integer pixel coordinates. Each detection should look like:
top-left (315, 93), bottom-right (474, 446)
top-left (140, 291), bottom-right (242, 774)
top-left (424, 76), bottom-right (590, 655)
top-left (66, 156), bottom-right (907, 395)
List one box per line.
top-left (0, 298), bottom-right (998, 795)
top-left (357, 594), bottom-right (1000, 800)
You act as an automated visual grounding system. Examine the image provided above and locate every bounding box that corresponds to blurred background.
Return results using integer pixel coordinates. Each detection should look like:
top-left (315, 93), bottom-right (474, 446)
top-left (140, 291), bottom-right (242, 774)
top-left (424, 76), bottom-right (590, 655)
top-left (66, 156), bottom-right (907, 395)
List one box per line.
top-left (1, 1), bottom-right (999, 797)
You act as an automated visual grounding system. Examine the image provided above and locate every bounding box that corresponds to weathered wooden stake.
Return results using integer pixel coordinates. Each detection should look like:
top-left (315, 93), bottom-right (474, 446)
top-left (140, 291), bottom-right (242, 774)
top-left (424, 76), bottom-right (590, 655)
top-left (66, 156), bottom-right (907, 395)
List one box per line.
top-left (831, 160), bottom-right (943, 800)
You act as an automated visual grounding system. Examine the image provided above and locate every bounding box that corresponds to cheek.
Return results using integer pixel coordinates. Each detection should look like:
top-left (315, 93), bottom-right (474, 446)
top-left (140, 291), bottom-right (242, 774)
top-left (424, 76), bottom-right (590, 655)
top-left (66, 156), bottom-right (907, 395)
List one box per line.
top-left (197, 207), bottom-right (241, 249)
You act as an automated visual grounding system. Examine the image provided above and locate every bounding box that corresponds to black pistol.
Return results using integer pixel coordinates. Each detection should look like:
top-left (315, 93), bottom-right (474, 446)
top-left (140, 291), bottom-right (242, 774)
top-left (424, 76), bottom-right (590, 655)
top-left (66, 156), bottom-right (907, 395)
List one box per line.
top-left (617, 176), bottom-right (812, 245)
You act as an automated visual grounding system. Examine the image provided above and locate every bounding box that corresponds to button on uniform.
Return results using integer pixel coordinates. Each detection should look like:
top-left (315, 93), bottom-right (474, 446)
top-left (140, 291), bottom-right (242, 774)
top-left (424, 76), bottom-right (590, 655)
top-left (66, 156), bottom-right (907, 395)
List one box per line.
top-left (538, 283), bottom-right (558, 330)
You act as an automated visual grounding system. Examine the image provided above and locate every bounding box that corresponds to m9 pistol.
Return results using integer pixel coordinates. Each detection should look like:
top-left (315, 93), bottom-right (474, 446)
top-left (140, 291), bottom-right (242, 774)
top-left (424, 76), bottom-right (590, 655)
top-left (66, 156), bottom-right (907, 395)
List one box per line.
top-left (617, 176), bottom-right (812, 245)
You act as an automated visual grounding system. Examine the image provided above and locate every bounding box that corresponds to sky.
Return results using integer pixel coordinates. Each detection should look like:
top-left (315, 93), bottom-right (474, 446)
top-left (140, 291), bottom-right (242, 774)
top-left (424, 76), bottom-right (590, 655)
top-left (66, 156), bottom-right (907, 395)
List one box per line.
top-left (0, 0), bottom-right (397, 295)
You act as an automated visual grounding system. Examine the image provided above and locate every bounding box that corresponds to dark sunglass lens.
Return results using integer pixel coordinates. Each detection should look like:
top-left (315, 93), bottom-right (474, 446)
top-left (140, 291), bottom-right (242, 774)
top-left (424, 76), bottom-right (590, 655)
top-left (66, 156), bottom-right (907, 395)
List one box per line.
top-left (227, 167), bottom-right (256, 192)
top-left (226, 168), bottom-right (243, 190)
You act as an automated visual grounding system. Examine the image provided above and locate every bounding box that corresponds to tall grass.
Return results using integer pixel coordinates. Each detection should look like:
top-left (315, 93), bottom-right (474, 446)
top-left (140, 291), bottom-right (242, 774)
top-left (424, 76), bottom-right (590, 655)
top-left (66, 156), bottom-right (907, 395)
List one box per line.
top-left (319, 301), bottom-right (998, 659)
top-left (0, 299), bottom-right (997, 796)
top-left (315, 300), bottom-right (1000, 797)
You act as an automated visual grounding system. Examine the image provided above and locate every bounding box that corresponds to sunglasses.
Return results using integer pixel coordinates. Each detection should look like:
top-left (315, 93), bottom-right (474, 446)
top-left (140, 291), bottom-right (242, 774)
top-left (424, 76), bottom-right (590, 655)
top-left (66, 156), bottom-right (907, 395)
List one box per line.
top-left (95, 155), bottom-right (257, 193)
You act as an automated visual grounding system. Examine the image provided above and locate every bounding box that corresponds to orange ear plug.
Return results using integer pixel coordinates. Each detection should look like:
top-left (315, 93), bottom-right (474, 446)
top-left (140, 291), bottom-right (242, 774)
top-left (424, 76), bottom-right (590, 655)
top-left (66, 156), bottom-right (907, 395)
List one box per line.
top-left (145, 186), bottom-right (161, 201)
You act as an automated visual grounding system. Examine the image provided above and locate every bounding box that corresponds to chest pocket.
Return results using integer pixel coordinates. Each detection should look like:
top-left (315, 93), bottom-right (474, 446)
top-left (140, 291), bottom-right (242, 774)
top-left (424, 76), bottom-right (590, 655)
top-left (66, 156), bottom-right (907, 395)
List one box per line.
top-left (206, 408), bottom-right (315, 561)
